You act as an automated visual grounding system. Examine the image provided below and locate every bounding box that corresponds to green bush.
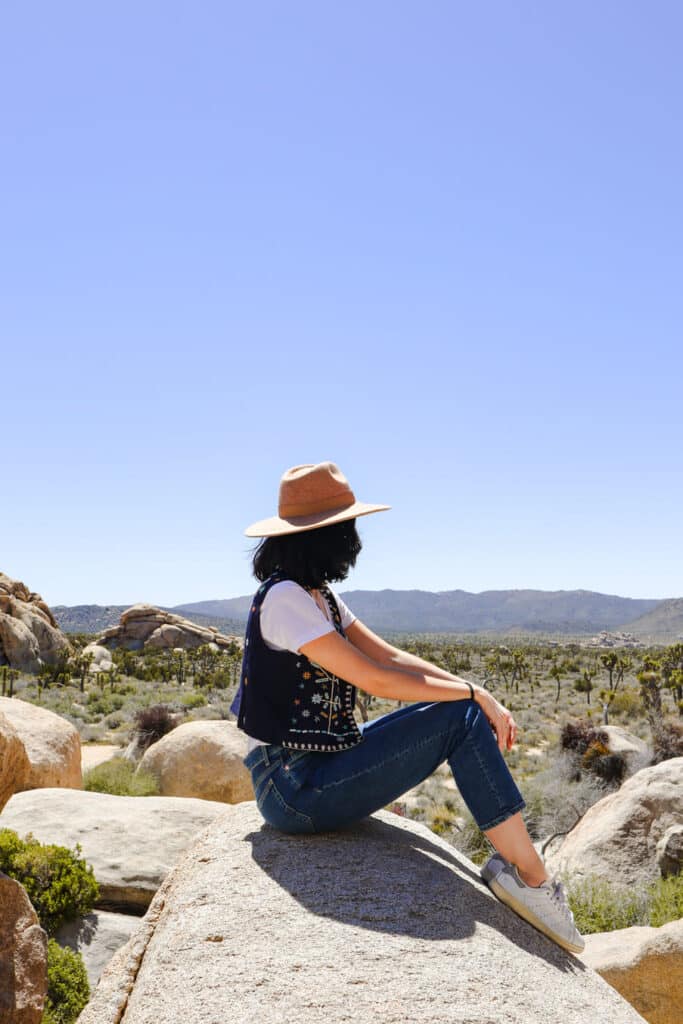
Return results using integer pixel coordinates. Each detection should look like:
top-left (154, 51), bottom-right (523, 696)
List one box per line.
top-left (604, 687), bottom-right (641, 719)
top-left (564, 871), bottom-right (683, 934)
top-left (182, 691), bottom-right (207, 708)
top-left (42, 938), bottom-right (90, 1024)
top-left (83, 756), bottom-right (160, 796)
top-left (647, 873), bottom-right (683, 927)
top-left (0, 829), bottom-right (99, 937)
top-left (565, 873), bottom-right (648, 933)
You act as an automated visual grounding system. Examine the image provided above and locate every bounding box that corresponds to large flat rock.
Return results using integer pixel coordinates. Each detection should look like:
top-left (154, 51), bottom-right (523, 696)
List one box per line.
top-left (77, 804), bottom-right (646, 1024)
top-left (0, 788), bottom-right (233, 910)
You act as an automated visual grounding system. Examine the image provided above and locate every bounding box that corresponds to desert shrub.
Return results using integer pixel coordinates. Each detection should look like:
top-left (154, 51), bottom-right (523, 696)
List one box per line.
top-left (193, 667), bottom-right (232, 690)
top-left (182, 691), bottom-right (207, 708)
top-left (87, 693), bottom-right (125, 717)
top-left (132, 703), bottom-right (180, 752)
top-left (523, 755), bottom-right (611, 847)
top-left (647, 872), bottom-right (683, 926)
top-left (563, 870), bottom-right (683, 934)
top-left (564, 872), bottom-right (648, 934)
top-left (559, 721), bottom-right (629, 784)
top-left (42, 938), bottom-right (90, 1024)
top-left (651, 721), bottom-right (683, 764)
top-left (561, 721), bottom-right (608, 755)
top-left (581, 740), bottom-right (627, 785)
top-left (0, 829), bottom-right (99, 936)
top-left (604, 687), bottom-right (641, 720)
top-left (83, 756), bottom-right (160, 796)
top-left (449, 813), bottom-right (493, 865)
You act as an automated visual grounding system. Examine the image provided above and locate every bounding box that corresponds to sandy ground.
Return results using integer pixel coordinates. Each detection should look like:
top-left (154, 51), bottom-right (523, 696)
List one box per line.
top-left (81, 744), bottom-right (122, 769)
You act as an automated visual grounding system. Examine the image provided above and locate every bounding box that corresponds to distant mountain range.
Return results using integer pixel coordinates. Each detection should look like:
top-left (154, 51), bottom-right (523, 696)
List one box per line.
top-left (51, 589), bottom-right (683, 641)
top-left (51, 604), bottom-right (246, 637)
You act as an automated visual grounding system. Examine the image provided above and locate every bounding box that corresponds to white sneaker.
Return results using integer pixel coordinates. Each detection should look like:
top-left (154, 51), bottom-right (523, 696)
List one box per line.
top-left (481, 852), bottom-right (585, 954)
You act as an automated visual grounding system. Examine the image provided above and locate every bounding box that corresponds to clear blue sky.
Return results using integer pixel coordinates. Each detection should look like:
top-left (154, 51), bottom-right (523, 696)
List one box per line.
top-left (2, 2), bottom-right (681, 607)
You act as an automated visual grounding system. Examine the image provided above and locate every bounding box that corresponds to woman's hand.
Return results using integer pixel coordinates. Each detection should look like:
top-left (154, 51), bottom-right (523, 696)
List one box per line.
top-left (473, 687), bottom-right (518, 753)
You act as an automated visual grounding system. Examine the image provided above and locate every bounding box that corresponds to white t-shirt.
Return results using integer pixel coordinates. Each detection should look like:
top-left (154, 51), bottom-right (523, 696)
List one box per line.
top-left (245, 581), bottom-right (356, 752)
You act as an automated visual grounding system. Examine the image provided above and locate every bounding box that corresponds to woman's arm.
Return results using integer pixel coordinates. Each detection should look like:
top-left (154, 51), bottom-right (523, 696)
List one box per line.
top-left (345, 618), bottom-right (471, 684)
top-left (300, 622), bottom-right (517, 752)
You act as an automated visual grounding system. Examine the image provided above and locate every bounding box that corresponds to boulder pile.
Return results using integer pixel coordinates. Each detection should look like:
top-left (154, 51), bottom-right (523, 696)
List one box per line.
top-left (97, 603), bottom-right (242, 652)
top-left (0, 571), bottom-right (73, 673)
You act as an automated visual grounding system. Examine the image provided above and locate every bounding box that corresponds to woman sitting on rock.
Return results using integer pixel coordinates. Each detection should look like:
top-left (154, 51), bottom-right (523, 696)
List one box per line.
top-left (231, 461), bottom-right (584, 954)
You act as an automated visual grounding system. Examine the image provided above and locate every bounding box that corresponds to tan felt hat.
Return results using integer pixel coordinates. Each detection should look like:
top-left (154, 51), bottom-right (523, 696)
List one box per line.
top-left (244, 461), bottom-right (391, 537)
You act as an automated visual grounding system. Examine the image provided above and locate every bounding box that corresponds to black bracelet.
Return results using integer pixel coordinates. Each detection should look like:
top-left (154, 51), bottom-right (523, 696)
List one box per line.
top-left (467, 682), bottom-right (475, 701)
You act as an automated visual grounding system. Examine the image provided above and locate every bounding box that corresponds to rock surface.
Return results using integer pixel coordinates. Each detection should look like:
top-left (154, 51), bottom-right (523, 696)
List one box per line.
top-left (0, 696), bottom-right (82, 790)
top-left (76, 804), bottom-right (646, 1024)
top-left (97, 603), bottom-right (242, 652)
top-left (599, 725), bottom-right (650, 768)
top-left (0, 571), bottom-right (73, 673)
top-left (580, 918), bottom-right (683, 1024)
top-left (136, 719), bottom-right (253, 803)
top-left (81, 643), bottom-right (114, 674)
top-left (545, 757), bottom-right (683, 888)
top-left (0, 711), bottom-right (31, 811)
top-left (655, 824), bottom-right (683, 878)
top-left (0, 870), bottom-right (48, 1023)
top-left (0, 788), bottom-right (233, 910)
top-left (54, 910), bottom-right (142, 990)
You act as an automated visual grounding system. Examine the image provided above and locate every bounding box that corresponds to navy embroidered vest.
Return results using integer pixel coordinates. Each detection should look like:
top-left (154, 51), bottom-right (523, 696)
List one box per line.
top-left (229, 573), bottom-right (364, 752)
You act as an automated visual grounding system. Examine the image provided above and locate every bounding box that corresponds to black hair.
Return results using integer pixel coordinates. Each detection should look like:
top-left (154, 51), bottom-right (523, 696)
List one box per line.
top-left (252, 518), bottom-right (362, 589)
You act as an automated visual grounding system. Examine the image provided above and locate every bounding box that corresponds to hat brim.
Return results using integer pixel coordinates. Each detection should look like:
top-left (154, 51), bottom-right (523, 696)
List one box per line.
top-left (244, 501), bottom-right (391, 538)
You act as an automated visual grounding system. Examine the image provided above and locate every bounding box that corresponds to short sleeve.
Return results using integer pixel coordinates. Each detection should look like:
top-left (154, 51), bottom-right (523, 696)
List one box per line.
top-left (260, 581), bottom-right (336, 653)
top-left (327, 588), bottom-right (356, 630)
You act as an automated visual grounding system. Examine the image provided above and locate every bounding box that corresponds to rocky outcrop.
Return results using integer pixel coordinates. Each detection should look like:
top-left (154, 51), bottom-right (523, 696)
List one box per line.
top-left (580, 918), bottom-right (683, 1024)
top-left (0, 697), bottom-right (82, 790)
top-left (0, 788), bottom-right (233, 911)
top-left (0, 871), bottom-right (48, 1023)
top-left (136, 720), bottom-right (253, 803)
top-left (545, 758), bottom-right (683, 888)
top-left (81, 643), bottom-right (113, 674)
top-left (0, 712), bottom-right (32, 811)
top-left (97, 604), bottom-right (242, 652)
top-left (0, 572), bottom-right (73, 673)
top-left (76, 804), bottom-right (646, 1024)
top-left (54, 910), bottom-right (142, 990)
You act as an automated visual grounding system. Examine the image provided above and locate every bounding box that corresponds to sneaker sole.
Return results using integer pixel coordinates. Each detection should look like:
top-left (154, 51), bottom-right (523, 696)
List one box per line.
top-left (488, 876), bottom-right (585, 954)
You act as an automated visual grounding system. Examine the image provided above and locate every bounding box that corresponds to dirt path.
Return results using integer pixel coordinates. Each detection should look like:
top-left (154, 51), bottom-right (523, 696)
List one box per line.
top-left (81, 744), bottom-right (121, 770)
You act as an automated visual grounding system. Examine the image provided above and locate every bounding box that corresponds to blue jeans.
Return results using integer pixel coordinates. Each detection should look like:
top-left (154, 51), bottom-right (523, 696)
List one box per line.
top-left (243, 699), bottom-right (526, 835)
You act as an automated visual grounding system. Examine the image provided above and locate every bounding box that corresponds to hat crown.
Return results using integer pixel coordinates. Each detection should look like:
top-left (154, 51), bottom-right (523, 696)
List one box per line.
top-left (278, 462), bottom-right (356, 518)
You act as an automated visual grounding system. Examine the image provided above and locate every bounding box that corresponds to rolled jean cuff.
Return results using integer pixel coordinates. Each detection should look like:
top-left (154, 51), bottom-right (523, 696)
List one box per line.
top-left (477, 797), bottom-right (527, 831)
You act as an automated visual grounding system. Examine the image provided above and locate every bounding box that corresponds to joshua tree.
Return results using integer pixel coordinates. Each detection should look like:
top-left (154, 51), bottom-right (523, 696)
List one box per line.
top-left (637, 658), bottom-right (664, 736)
top-left (549, 661), bottom-right (564, 704)
top-left (511, 649), bottom-right (530, 695)
top-left (661, 643), bottom-right (683, 714)
top-left (574, 666), bottom-right (597, 705)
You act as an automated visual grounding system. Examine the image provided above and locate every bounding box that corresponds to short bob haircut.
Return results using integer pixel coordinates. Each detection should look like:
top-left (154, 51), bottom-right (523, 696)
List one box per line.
top-left (252, 518), bottom-right (362, 590)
